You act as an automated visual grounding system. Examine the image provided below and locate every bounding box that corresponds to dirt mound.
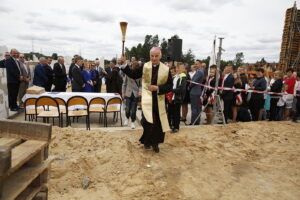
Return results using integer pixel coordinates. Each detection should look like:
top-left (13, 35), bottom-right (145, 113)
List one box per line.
top-left (48, 122), bottom-right (300, 200)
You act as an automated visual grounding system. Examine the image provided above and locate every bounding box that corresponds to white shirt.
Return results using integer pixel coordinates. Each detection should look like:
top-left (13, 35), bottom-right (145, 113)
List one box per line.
top-left (172, 74), bottom-right (179, 100)
top-left (75, 64), bottom-right (80, 69)
top-left (189, 71), bottom-right (196, 79)
top-left (13, 57), bottom-right (21, 73)
top-left (277, 92), bottom-right (288, 107)
top-left (222, 73), bottom-right (230, 87)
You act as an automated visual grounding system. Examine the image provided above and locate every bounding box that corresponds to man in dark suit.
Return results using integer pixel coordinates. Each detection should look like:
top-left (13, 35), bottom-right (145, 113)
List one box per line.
top-left (95, 60), bottom-right (106, 92)
top-left (4, 49), bottom-right (21, 111)
top-left (0, 52), bottom-right (10, 68)
top-left (44, 57), bottom-right (54, 91)
top-left (189, 60), bottom-right (204, 125)
top-left (71, 56), bottom-right (85, 92)
top-left (220, 65), bottom-right (235, 123)
top-left (105, 61), bottom-right (123, 94)
top-left (68, 58), bottom-right (75, 80)
top-left (33, 57), bottom-right (48, 88)
top-left (53, 56), bottom-right (67, 92)
top-left (105, 61), bottom-right (115, 93)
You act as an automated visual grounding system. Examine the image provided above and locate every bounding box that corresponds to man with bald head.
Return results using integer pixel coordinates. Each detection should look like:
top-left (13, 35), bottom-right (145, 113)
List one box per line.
top-left (4, 49), bottom-right (22, 111)
top-left (120, 47), bottom-right (173, 153)
top-left (33, 57), bottom-right (48, 88)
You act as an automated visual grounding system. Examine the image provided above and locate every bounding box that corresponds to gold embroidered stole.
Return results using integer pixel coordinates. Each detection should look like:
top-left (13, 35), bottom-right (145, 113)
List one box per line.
top-left (141, 61), bottom-right (170, 132)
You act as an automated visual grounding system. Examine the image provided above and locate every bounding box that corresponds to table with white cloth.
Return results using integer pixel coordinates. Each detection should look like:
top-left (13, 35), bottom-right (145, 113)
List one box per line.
top-left (22, 92), bottom-right (122, 110)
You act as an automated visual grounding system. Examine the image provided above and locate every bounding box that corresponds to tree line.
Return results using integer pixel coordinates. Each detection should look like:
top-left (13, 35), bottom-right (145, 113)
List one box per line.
top-left (24, 34), bottom-right (273, 71)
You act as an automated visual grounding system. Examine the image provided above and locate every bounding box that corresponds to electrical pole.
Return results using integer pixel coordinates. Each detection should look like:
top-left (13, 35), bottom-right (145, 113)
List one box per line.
top-left (211, 37), bottom-right (226, 125)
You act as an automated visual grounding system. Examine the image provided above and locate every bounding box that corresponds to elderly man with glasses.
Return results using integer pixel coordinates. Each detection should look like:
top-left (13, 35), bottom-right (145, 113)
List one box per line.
top-left (18, 54), bottom-right (31, 107)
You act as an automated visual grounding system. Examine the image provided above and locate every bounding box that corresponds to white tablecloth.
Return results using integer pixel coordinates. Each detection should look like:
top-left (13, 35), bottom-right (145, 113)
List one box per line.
top-left (22, 92), bottom-right (121, 103)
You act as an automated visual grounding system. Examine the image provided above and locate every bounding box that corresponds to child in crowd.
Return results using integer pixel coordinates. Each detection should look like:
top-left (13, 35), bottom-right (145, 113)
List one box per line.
top-left (168, 64), bottom-right (187, 133)
top-left (276, 84), bottom-right (289, 121)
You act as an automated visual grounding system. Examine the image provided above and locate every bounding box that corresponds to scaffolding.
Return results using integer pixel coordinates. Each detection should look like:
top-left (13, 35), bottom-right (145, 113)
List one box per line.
top-left (279, 2), bottom-right (300, 72)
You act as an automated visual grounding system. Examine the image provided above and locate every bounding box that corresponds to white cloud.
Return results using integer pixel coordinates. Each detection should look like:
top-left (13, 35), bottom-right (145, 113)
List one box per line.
top-left (0, 0), bottom-right (296, 62)
top-left (0, 6), bottom-right (12, 13)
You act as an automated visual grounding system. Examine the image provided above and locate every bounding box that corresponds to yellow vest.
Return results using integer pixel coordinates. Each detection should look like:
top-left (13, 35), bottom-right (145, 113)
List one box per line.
top-left (141, 61), bottom-right (170, 132)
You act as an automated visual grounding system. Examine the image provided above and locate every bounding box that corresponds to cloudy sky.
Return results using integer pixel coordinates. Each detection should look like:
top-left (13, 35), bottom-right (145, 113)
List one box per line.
top-left (0, 0), bottom-right (297, 62)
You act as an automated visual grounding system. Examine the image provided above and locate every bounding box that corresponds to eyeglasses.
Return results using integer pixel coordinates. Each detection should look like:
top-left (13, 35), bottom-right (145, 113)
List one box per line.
top-left (19, 57), bottom-right (25, 58)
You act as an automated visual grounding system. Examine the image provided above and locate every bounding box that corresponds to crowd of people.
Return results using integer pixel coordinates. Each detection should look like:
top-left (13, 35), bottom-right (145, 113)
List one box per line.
top-left (165, 61), bottom-right (300, 133)
top-left (1, 48), bottom-right (300, 132)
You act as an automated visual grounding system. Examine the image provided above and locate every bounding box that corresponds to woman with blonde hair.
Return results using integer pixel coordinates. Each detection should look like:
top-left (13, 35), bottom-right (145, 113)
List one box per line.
top-left (269, 71), bottom-right (283, 121)
top-left (82, 63), bottom-right (94, 92)
top-left (232, 72), bottom-right (243, 122)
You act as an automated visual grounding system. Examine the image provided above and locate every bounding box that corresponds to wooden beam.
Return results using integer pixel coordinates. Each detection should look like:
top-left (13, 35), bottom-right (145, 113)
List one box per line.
top-left (0, 137), bottom-right (22, 148)
top-left (1, 160), bottom-right (51, 200)
top-left (0, 120), bottom-right (52, 142)
top-left (0, 147), bottom-right (11, 176)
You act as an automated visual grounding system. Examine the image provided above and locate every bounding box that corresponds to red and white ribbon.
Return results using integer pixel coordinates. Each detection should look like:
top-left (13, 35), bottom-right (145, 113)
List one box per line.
top-left (188, 80), bottom-right (300, 96)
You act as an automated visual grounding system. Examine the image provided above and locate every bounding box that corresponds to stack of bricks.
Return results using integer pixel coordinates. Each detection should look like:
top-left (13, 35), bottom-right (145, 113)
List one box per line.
top-left (279, 2), bottom-right (300, 72)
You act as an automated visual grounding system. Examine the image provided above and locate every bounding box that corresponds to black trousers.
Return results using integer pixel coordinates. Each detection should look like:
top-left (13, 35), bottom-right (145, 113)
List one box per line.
top-left (168, 102), bottom-right (181, 129)
top-left (269, 97), bottom-right (279, 121)
top-left (45, 81), bottom-right (53, 92)
top-left (249, 97), bottom-right (265, 121)
top-left (7, 82), bottom-right (20, 109)
top-left (223, 98), bottom-right (233, 123)
top-left (293, 97), bottom-right (300, 121)
top-left (125, 94), bottom-right (138, 122)
top-left (98, 81), bottom-right (102, 93)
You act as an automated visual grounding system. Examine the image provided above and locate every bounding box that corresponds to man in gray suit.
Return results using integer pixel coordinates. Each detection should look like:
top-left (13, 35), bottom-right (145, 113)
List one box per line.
top-left (122, 61), bottom-right (141, 129)
top-left (189, 60), bottom-right (204, 125)
top-left (18, 54), bottom-right (31, 107)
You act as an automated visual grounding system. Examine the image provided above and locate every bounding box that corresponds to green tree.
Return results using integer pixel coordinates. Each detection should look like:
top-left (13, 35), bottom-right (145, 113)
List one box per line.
top-left (181, 49), bottom-right (195, 66)
top-left (24, 52), bottom-right (46, 61)
top-left (51, 53), bottom-right (58, 60)
top-left (171, 35), bottom-right (180, 39)
top-left (233, 52), bottom-right (244, 69)
top-left (160, 38), bottom-right (168, 62)
top-left (257, 57), bottom-right (267, 65)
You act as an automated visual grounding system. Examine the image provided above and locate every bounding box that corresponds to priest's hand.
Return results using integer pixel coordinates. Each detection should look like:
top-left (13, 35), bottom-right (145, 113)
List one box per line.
top-left (149, 85), bottom-right (158, 92)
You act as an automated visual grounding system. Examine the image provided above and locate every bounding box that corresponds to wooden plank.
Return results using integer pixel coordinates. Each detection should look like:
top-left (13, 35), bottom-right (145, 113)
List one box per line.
top-left (1, 160), bottom-right (51, 200)
top-left (0, 147), bottom-right (11, 176)
top-left (0, 120), bottom-right (52, 142)
top-left (6, 140), bottom-right (48, 177)
top-left (16, 186), bottom-right (42, 200)
top-left (32, 192), bottom-right (47, 200)
top-left (0, 137), bottom-right (22, 148)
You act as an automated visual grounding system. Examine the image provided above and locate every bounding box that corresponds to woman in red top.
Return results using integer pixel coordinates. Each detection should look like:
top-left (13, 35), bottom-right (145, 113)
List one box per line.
top-left (283, 68), bottom-right (296, 120)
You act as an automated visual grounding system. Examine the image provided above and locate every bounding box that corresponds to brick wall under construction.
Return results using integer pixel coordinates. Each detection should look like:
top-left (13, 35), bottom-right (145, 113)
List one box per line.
top-left (279, 3), bottom-right (300, 72)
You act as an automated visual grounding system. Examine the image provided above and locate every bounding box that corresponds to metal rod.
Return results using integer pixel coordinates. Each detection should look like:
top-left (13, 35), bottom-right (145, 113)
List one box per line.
top-left (122, 41), bottom-right (125, 56)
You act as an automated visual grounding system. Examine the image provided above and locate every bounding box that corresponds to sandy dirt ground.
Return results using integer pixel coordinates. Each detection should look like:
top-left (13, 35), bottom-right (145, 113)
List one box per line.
top-left (48, 121), bottom-right (300, 200)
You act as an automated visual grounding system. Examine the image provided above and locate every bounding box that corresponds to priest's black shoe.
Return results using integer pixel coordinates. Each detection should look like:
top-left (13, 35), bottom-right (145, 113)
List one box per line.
top-left (144, 144), bottom-right (151, 150)
top-left (152, 144), bottom-right (159, 153)
top-left (171, 129), bottom-right (179, 133)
